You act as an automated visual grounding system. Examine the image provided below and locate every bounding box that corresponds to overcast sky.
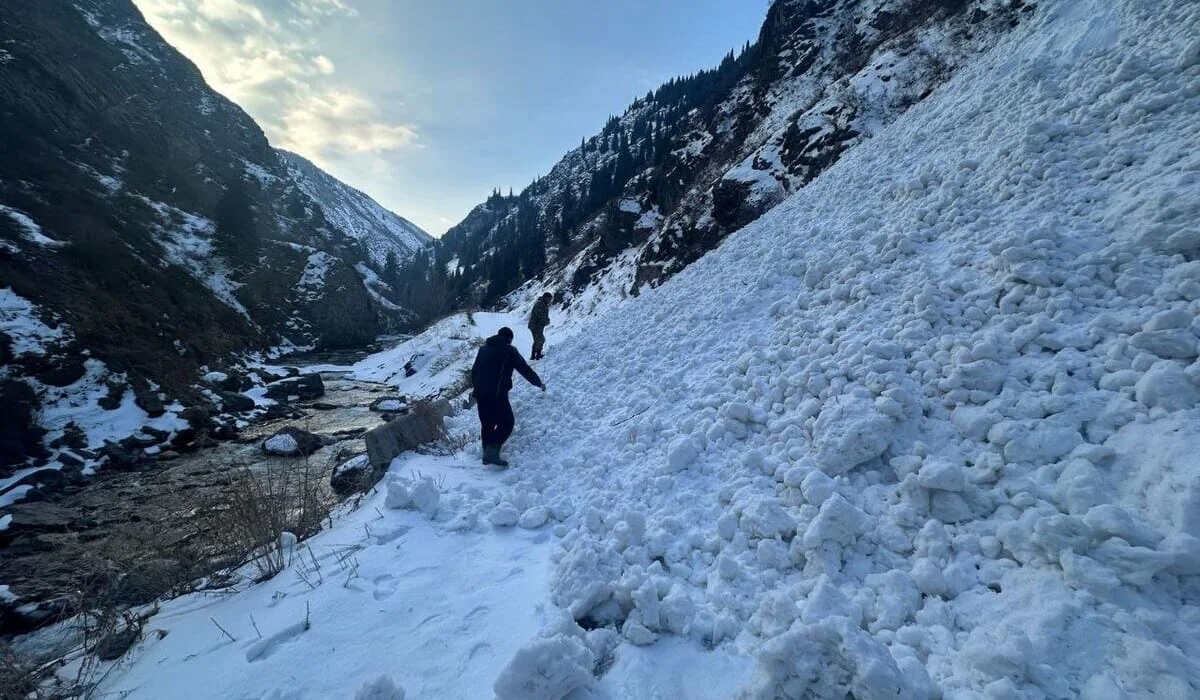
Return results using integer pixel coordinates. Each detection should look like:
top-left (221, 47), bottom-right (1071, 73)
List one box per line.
top-left (133, 0), bottom-right (770, 235)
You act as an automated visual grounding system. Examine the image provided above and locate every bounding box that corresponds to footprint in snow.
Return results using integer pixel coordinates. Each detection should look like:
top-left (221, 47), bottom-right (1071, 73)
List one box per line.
top-left (244, 621), bottom-right (307, 663)
top-left (373, 574), bottom-right (398, 601)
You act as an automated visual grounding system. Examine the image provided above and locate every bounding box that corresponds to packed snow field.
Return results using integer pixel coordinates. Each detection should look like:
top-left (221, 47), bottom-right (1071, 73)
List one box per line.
top-left (85, 0), bottom-right (1200, 697)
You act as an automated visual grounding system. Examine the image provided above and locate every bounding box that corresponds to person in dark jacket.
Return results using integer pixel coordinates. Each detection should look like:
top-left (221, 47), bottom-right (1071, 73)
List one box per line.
top-left (471, 327), bottom-right (544, 467)
top-left (528, 292), bottom-right (552, 360)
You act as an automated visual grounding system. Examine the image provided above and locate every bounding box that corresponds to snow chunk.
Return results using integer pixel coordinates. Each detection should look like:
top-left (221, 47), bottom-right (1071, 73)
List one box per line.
top-left (355, 675), bottom-right (405, 700)
top-left (814, 396), bottom-right (895, 474)
top-left (739, 498), bottom-right (796, 539)
top-left (665, 435), bottom-right (702, 473)
top-left (803, 494), bottom-right (869, 548)
top-left (202, 371), bottom-right (229, 384)
top-left (1002, 424), bottom-right (1082, 464)
top-left (801, 470), bottom-right (836, 505)
top-left (384, 476), bottom-right (440, 518)
top-left (493, 635), bottom-right (595, 700)
top-left (740, 618), bottom-right (912, 699)
top-left (490, 503), bottom-right (521, 528)
top-left (1134, 361), bottom-right (1199, 410)
top-left (519, 506), bottom-right (550, 529)
top-left (917, 458), bottom-right (967, 492)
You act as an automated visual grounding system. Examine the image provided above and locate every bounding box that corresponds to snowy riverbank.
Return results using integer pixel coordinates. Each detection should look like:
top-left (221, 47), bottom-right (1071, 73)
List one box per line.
top-left (37, 0), bottom-right (1200, 696)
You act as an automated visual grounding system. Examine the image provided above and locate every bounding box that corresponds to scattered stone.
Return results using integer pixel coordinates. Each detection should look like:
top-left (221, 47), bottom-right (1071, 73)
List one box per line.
top-left (310, 402), bottom-right (339, 411)
top-left (100, 441), bottom-right (150, 471)
top-left (261, 427), bottom-right (324, 457)
top-left (180, 406), bottom-right (214, 434)
top-left (49, 422), bottom-right (87, 450)
top-left (94, 626), bottom-right (140, 661)
top-left (218, 391), bottom-right (256, 413)
top-left (98, 380), bottom-right (127, 410)
top-left (131, 376), bottom-right (165, 418)
top-left (369, 396), bottom-right (409, 413)
top-left (264, 374), bottom-right (325, 402)
top-left (330, 454), bottom-right (382, 496)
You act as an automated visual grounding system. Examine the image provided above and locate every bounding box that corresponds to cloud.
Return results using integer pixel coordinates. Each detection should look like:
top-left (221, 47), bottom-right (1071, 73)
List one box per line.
top-left (134, 0), bottom-right (418, 166)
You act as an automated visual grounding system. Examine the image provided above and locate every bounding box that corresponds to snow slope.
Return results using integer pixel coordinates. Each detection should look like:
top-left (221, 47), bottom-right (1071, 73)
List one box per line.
top-left (278, 149), bottom-right (431, 267)
top-left (88, 0), bottom-right (1200, 697)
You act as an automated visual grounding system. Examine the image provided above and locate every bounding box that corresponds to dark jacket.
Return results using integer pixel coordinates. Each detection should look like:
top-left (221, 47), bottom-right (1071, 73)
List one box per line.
top-left (471, 334), bottom-right (543, 399)
top-left (528, 298), bottom-right (551, 331)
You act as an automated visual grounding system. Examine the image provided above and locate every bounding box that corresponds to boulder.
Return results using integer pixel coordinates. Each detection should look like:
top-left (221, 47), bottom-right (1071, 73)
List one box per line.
top-left (131, 376), bottom-right (166, 418)
top-left (218, 391), bottom-right (256, 413)
top-left (264, 374), bottom-right (325, 402)
top-left (369, 396), bottom-right (409, 413)
top-left (364, 400), bottom-right (451, 469)
top-left (94, 626), bottom-right (140, 661)
top-left (9, 467), bottom-right (70, 494)
top-left (330, 454), bottom-right (382, 496)
top-left (262, 427), bottom-right (325, 457)
top-left (0, 378), bottom-right (48, 469)
top-left (98, 380), bottom-right (127, 410)
top-left (180, 406), bottom-right (214, 433)
top-left (100, 441), bottom-right (151, 471)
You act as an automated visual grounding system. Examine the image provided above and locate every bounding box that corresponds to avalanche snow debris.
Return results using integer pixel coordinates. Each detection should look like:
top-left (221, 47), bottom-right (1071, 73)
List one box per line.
top-left (91, 0), bottom-right (1200, 697)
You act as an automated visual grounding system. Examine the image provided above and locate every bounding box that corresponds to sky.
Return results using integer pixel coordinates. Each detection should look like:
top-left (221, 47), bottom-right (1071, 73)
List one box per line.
top-left (132, 0), bottom-right (771, 236)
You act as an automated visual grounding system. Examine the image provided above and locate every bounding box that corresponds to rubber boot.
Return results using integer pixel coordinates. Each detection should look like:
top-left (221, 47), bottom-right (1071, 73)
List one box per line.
top-left (482, 445), bottom-right (509, 468)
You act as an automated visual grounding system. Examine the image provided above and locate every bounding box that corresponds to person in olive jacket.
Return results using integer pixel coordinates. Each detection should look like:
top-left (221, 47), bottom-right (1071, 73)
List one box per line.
top-left (470, 327), bottom-right (544, 467)
top-left (528, 292), bottom-right (552, 360)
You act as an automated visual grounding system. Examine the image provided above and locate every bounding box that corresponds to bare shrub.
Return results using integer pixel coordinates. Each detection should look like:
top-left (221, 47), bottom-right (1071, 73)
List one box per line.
top-left (217, 455), bottom-right (333, 582)
top-left (0, 644), bottom-right (46, 700)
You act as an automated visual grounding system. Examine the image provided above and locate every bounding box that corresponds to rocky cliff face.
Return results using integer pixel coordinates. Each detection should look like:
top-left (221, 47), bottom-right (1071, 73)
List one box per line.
top-left (277, 149), bottom-right (431, 268)
top-left (0, 0), bottom-right (418, 467)
top-left (410, 0), bottom-right (1034, 318)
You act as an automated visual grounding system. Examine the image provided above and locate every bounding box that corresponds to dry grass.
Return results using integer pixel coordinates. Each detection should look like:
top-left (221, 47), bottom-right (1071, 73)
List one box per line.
top-left (216, 455), bottom-right (334, 582)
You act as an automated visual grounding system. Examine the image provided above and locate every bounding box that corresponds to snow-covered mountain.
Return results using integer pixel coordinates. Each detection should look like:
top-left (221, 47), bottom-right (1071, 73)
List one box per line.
top-left (400, 0), bottom-right (1038, 324)
top-left (73, 0), bottom-right (1200, 696)
top-left (0, 0), bottom-right (426, 470)
top-left (277, 150), bottom-right (431, 267)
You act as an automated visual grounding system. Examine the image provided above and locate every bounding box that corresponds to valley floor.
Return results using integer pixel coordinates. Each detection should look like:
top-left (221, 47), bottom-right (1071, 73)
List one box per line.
top-left (16, 0), bottom-right (1200, 697)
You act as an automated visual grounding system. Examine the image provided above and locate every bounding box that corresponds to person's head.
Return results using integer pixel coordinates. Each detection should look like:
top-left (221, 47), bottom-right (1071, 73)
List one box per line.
top-left (541, 292), bottom-right (552, 301)
top-left (497, 327), bottom-right (514, 343)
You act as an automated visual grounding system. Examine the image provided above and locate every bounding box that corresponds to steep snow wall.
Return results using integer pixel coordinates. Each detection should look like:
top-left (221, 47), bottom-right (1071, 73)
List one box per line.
top-left (490, 0), bottom-right (1200, 695)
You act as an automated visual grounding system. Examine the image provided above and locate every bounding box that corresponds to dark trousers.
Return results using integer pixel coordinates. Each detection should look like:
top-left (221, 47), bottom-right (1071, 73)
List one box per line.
top-left (476, 393), bottom-right (514, 448)
top-left (530, 326), bottom-right (546, 359)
